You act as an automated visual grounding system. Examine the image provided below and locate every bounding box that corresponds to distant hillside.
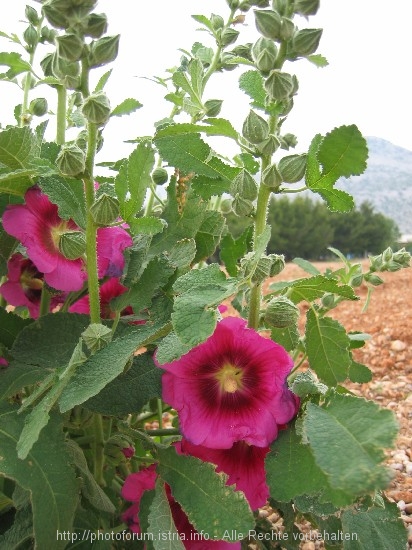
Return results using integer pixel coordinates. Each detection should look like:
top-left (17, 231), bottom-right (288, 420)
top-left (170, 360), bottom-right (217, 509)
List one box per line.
top-left (336, 137), bottom-right (412, 235)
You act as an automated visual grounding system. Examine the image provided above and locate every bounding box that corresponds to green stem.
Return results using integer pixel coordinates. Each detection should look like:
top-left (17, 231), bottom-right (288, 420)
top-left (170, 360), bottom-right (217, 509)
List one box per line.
top-left (38, 286), bottom-right (51, 317)
top-left (83, 122), bottom-right (100, 324)
top-left (145, 428), bottom-right (180, 436)
top-left (56, 85), bottom-right (67, 145)
top-left (93, 413), bottom-right (106, 486)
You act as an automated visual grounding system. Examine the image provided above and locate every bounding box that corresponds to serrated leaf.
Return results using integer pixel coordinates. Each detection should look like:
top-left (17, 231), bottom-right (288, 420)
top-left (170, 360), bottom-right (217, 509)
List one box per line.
top-left (155, 331), bottom-right (191, 365)
top-left (305, 309), bottom-right (351, 385)
top-left (307, 54), bottom-right (329, 67)
top-left (0, 126), bottom-right (35, 170)
top-left (38, 175), bottom-right (86, 228)
top-left (341, 500), bottom-right (407, 550)
top-left (239, 70), bottom-right (266, 110)
top-left (348, 360), bottom-right (372, 383)
top-left (148, 480), bottom-right (185, 550)
top-left (154, 133), bottom-right (220, 178)
top-left (157, 446), bottom-right (254, 539)
top-left (115, 142), bottom-right (155, 220)
top-left (84, 353), bottom-right (162, 415)
top-left (0, 404), bottom-right (78, 550)
top-left (94, 69), bottom-right (112, 92)
top-left (292, 257), bottom-right (321, 276)
top-left (128, 216), bottom-right (167, 236)
top-left (66, 440), bottom-right (115, 514)
top-left (58, 321), bottom-right (170, 412)
top-left (286, 274), bottom-right (357, 303)
top-left (270, 325), bottom-right (300, 352)
top-left (266, 427), bottom-right (352, 507)
top-left (220, 227), bottom-right (252, 277)
top-left (191, 14), bottom-right (214, 32)
top-left (290, 370), bottom-right (327, 398)
top-left (0, 503), bottom-right (33, 549)
top-left (111, 98), bottom-right (142, 117)
top-left (304, 393), bottom-right (398, 495)
top-left (194, 209), bottom-right (225, 263)
top-left (0, 52), bottom-right (31, 78)
top-left (168, 239), bottom-right (197, 269)
top-left (154, 119), bottom-right (238, 141)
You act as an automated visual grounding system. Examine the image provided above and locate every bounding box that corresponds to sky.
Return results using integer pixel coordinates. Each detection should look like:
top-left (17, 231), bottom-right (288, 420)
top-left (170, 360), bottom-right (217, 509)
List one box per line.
top-left (1, 0), bottom-right (412, 162)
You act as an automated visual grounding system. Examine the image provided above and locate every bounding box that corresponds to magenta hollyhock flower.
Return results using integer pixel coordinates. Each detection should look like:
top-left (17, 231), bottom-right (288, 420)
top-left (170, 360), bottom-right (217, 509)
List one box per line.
top-left (0, 253), bottom-right (65, 318)
top-left (2, 187), bottom-right (86, 291)
top-left (0, 357), bottom-right (8, 367)
top-left (121, 446), bottom-right (135, 459)
top-left (122, 467), bottom-right (240, 549)
top-left (69, 277), bottom-right (131, 319)
top-left (97, 226), bottom-right (132, 278)
top-left (156, 316), bottom-right (299, 449)
top-left (176, 439), bottom-right (269, 510)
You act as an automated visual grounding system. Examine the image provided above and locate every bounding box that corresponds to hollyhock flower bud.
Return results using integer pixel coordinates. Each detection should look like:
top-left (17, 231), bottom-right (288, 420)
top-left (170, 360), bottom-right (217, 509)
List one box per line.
top-left (29, 97), bottom-right (48, 117)
top-left (230, 170), bottom-right (258, 201)
top-left (84, 12), bottom-right (108, 38)
top-left (82, 92), bottom-right (111, 125)
top-left (264, 296), bottom-right (299, 328)
top-left (88, 35), bottom-right (120, 68)
top-left (151, 167), bottom-right (169, 186)
top-left (90, 193), bottom-right (120, 225)
top-left (55, 33), bottom-right (84, 62)
top-left (58, 230), bottom-right (86, 260)
top-left (155, 316), bottom-right (299, 449)
top-left (278, 153), bottom-right (307, 183)
top-left (254, 9), bottom-right (282, 41)
top-left (2, 188), bottom-right (87, 291)
top-left (242, 110), bottom-right (269, 145)
top-left (56, 144), bottom-right (86, 176)
top-left (292, 28), bottom-right (323, 57)
top-left (265, 69), bottom-right (294, 101)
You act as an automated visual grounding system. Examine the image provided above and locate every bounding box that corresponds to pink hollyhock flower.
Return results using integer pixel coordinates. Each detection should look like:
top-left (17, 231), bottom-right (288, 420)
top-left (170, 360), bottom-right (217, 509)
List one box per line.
top-left (2, 187), bottom-right (86, 291)
top-left (0, 357), bottom-right (8, 367)
top-left (69, 277), bottom-right (131, 319)
top-left (218, 304), bottom-right (228, 314)
top-left (0, 253), bottom-right (65, 318)
top-left (121, 446), bottom-right (135, 459)
top-left (97, 226), bottom-right (132, 278)
top-left (122, 467), bottom-right (240, 549)
top-left (156, 316), bottom-right (299, 449)
top-left (176, 439), bottom-right (269, 510)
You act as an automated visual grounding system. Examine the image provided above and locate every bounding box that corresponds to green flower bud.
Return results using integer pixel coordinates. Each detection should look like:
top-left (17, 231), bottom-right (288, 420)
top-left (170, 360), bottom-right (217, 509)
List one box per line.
top-left (219, 52), bottom-right (238, 71)
top-left (350, 274), bottom-right (363, 288)
top-left (321, 293), bottom-right (335, 308)
top-left (105, 434), bottom-right (135, 466)
top-left (40, 53), bottom-right (54, 77)
top-left (279, 17), bottom-right (295, 41)
top-left (56, 143), bottom-right (86, 176)
top-left (25, 5), bottom-right (40, 25)
top-left (278, 153), bottom-right (307, 183)
top-left (23, 25), bottom-right (38, 50)
top-left (58, 230), bottom-right (86, 259)
top-left (40, 26), bottom-right (57, 44)
top-left (382, 247), bottom-right (393, 263)
top-left (231, 43), bottom-right (253, 61)
top-left (252, 37), bottom-right (278, 73)
top-left (262, 163), bottom-right (282, 189)
top-left (255, 134), bottom-right (280, 155)
top-left (56, 33), bottom-right (84, 62)
top-left (364, 273), bottom-right (384, 286)
top-left (280, 132), bottom-right (298, 149)
top-left (252, 255), bottom-right (272, 284)
top-left (90, 193), bottom-right (120, 226)
top-left (254, 9), bottom-right (282, 41)
top-left (392, 247), bottom-right (411, 267)
top-left (265, 69), bottom-right (294, 100)
top-left (268, 253), bottom-right (285, 276)
top-left (84, 12), bottom-right (108, 38)
top-left (294, 0), bottom-right (320, 16)
top-left (230, 170), bottom-right (258, 201)
top-left (152, 167), bottom-right (169, 186)
top-left (232, 195), bottom-right (254, 216)
top-left (82, 92), bottom-right (111, 125)
top-left (211, 14), bottom-right (225, 31)
top-left (239, 1), bottom-right (252, 12)
top-left (220, 198), bottom-right (233, 214)
top-left (242, 110), bottom-right (269, 144)
top-left (264, 296), bottom-right (299, 328)
top-left (29, 97), bottom-right (48, 117)
top-left (42, 1), bottom-right (70, 29)
top-left (52, 54), bottom-right (81, 88)
top-left (204, 99), bottom-right (223, 117)
top-left (88, 35), bottom-right (120, 68)
top-left (272, 0), bottom-right (288, 15)
top-left (292, 28), bottom-right (323, 57)
top-left (220, 28), bottom-right (240, 47)
top-left (82, 323), bottom-right (112, 352)
top-left (226, 0), bottom-right (240, 8)
top-left (253, 0), bottom-right (270, 6)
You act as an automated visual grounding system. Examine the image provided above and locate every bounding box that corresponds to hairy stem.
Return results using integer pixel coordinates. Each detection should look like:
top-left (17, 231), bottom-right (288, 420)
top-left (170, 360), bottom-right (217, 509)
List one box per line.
top-left (93, 413), bottom-right (106, 486)
top-left (55, 85), bottom-right (67, 145)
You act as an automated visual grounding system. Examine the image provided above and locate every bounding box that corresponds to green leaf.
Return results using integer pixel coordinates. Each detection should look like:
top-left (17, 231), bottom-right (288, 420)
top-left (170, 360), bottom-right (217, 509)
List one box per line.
top-left (191, 14), bottom-right (214, 32)
top-left (39, 176), bottom-right (87, 228)
top-left (238, 70), bottom-right (266, 111)
top-left (115, 142), bottom-right (155, 220)
top-left (0, 309), bottom-right (32, 349)
top-left (286, 275), bottom-right (357, 303)
top-left (0, 503), bottom-right (33, 549)
top-left (154, 119), bottom-right (238, 141)
top-left (0, 52), bottom-right (31, 78)
top-left (154, 133), bottom-right (221, 178)
top-left (94, 69), bottom-right (112, 92)
top-left (0, 363), bottom-right (45, 402)
top-left (168, 239), bottom-right (197, 269)
top-left (0, 404), bottom-right (78, 550)
top-left (148, 479), bottom-right (185, 550)
top-left (341, 500), bottom-right (408, 550)
top-left (348, 360), bottom-right (372, 383)
top-left (128, 216), bottom-right (167, 236)
top-left (84, 353), bottom-right (162, 415)
top-left (292, 257), bottom-right (321, 276)
top-left (305, 125), bottom-right (368, 212)
top-left (266, 426), bottom-right (352, 507)
top-left (194, 210), bottom-right (225, 263)
top-left (157, 446), bottom-right (254, 539)
top-left (305, 309), bottom-right (351, 385)
top-left (307, 54), bottom-right (329, 67)
top-left (0, 127), bottom-right (36, 170)
top-left (290, 370), bottom-right (327, 398)
top-left (270, 325), bottom-right (300, 352)
top-left (111, 98), bottom-right (142, 117)
top-left (58, 321), bottom-right (170, 412)
top-left (155, 331), bottom-right (191, 365)
top-left (220, 227), bottom-right (251, 277)
top-left (304, 393), bottom-right (398, 495)
top-left (65, 440), bottom-right (115, 514)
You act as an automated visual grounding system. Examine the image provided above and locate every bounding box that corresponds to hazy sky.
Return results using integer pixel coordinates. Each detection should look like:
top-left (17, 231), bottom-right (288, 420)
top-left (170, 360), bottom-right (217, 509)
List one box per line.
top-left (1, 1), bottom-right (412, 161)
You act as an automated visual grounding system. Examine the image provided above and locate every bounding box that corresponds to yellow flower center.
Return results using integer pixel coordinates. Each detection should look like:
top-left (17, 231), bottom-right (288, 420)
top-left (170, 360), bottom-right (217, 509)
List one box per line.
top-left (215, 363), bottom-right (244, 394)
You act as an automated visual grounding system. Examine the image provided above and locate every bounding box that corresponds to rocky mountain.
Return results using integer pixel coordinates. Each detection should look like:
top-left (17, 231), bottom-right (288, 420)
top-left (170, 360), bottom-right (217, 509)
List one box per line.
top-left (336, 137), bottom-right (412, 236)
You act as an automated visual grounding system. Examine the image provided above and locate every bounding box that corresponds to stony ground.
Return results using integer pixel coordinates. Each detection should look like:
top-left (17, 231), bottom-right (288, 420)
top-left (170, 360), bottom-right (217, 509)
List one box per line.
top-left (267, 260), bottom-right (412, 549)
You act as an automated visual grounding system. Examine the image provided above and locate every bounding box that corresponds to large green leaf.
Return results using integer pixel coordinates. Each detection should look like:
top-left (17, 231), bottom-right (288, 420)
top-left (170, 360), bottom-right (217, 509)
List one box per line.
top-left (0, 127), bottom-right (35, 170)
top-left (238, 70), bottom-right (266, 111)
top-left (0, 404), bottom-right (78, 550)
top-left (281, 275), bottom-right (357, 304)
top-left (110, 98), bottom-right (142, 117)
top-left (0, 52), bottom-right (32, 79)
top-left (157, 446), bottom-right (254, 540)
top-left (219, 227), bottom-right (252, 277)
top-left (341, 500), bottom-right (407, 549)
top-left (84, 353), bottom-right (162, 415)
top-left (305, 309), bottom-right (351, 385)
top-left (0, 503), bottom-right (33, 549)
top-left (39, 176), bottom-right (86, 228)
top-left (304, 393), bottom-right (398, 495)
top-left (148, 480), bottom-right (185, 550)
top-left (0, 309), bottom-right (32, 349)
top-left (154, 119), bottom-right (238, 141)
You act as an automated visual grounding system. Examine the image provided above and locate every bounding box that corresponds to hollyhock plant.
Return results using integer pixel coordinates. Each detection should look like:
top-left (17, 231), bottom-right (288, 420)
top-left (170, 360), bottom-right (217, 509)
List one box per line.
top-left (122, 467), bottom-right (240, 549)
top-left (2, 187), bottom-right (87, 291)
top-left (96, 226), bottom-right (132, 278)
top-left (156, 316), bottom-right (298, 449)
top-left (69, 277), bottom-right (131, 319)
top-left (176, 439), bottom-right (269, 511)
top-left (0, 253), bottom-right (64, 318)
